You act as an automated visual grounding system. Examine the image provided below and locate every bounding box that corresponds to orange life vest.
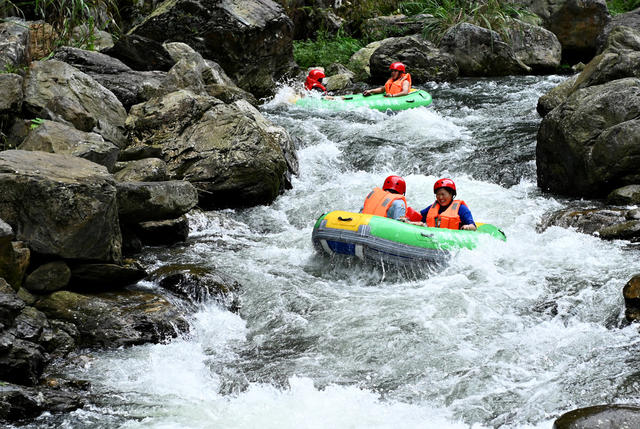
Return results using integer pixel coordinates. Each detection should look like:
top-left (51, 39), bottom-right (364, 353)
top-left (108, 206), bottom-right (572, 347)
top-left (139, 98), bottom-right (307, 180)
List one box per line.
top-left (362, 187), bottom-right (407, 218)
top-left (385, 73), bottom-right (412, 95)
top-left (426, 200), bottom-right (468, 230)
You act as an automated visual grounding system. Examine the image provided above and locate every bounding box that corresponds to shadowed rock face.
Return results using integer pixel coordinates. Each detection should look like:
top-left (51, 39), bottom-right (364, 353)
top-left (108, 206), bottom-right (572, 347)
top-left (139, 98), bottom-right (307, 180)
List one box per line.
top-left (128, 0), bottom-right (295, 98)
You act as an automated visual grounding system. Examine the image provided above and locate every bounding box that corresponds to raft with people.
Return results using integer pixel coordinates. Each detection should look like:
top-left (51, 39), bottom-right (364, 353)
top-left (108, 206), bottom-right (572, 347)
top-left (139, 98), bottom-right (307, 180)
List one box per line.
top-left (312, 210), bottom-right (506, 265)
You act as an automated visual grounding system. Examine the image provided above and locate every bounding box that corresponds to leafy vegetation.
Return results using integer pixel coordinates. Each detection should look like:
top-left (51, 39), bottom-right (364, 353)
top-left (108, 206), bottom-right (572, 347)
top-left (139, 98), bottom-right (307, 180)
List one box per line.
top-left (607, 0), bottom-right (640, 14)
top-left (294, 31), bottom-right (364, 70)
top-left (398, 0), bottom-right (536, 43)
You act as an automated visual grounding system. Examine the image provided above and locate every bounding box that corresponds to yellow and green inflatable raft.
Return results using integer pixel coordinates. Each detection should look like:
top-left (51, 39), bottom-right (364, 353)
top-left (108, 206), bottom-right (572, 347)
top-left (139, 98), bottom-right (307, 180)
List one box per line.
top-left (295, 89), bottom-right (432, 112)
top-left (312, 211), bottom-right (506, 265)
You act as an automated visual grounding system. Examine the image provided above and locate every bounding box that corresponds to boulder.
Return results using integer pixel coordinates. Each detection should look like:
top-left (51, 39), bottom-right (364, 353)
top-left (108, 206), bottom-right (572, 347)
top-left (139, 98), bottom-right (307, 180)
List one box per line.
top-left (102, 34), bottom-right (175, 71)
top-left (0, 73), bottom-right (23, 113)
top-left (0, 150), bottom-right (122, 262)
top-left (536, 78), bottom-right (640, 197)
top-left (35, 289), bottom-right (188, 347)
top-left (163, 42), bottom-right (240, 88)
top-left (205, 84), bottom-right (259, 106)
top-left (508, 20), bottom-right (561, 73)
top-left (8, 242), bottom-right (30, 291)
top-left (116, 180), bottom-right (198, 223)
top-left (129, 0), bottom-right (295, 98)
top-left (150, 263), bottom-right (241, 311)
top-left (14, 306), bottom-right (48, 342)
top-left (118, 144), bottom-right (164, 162)
top-left (114, 158), bottom-right (168, 182)
top-left (608, 184), bottom-right (640, 205)
top-left (0, 332), bottom-right (45, 385)
top-left (349, 41), bottom-right (382, 80)
top-left (519, 0), bottom-right (611, 63)
top-left (285, 2), bottom-right (344, 40)
top-left (22, 60), bottom-right (127, 147)
top-left (370, 35), bottom-right (458, 84)
top-left (597, 8), bottom-right (640, 53)
top-left (597, 220), bottom-right (640, 240)
top-left (0, 18), bottom-right (30, 70)
top-left (39, 319), bottom-right (78, 356)
top-left (0, 278), bottom-right (25, 327)
top-left (136, 216), bottom-right (190, 245)
top-left (362, 14), bottom-right (436, 41)
top-left (440, 22), bottom-right (530, 76)
top-left (324, 73), bottom-right (353, 92)
top-left (69, 261), bottom-right (147, 290)
top-left (23, 261), bottom-right (71, 294)
top-left (553, 404), bottom-right (640, 428)
top-left (539, 207), bottom-right (628, 235)
top-left (537, 74), bottom-right (578, 117)
top-left (0, 221), bottom-right (21, 292)
top-left (0, 383), bottom-right (83, 422)
top-left (53, 46), bottom-right (132, 74)
top-left (624, 274), bottom-right (640, 322)
top-left (126, 90), bottom-right (295, 208)
top-left (18, 119), bottom-right (119, 172)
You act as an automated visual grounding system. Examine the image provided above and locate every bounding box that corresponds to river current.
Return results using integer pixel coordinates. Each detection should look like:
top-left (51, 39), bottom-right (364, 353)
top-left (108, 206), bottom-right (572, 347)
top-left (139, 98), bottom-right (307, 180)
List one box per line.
top-left (22, 76), bottom-right (640, 428)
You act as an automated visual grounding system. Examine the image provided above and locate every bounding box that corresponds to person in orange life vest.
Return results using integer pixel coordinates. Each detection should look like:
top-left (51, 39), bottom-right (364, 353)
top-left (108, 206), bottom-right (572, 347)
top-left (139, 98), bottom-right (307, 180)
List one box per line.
top-left (305, 69), bottom-right (327, 93)
top-left (406, 178), bottom-right (477, 231)
top-left (362, 62), bottom-right (412, 98)
top-left (361, 175), bottom-right (422, 220)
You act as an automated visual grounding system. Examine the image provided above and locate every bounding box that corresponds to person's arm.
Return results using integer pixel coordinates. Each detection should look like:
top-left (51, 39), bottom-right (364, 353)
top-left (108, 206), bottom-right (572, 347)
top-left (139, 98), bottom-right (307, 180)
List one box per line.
top-left (459, 205), bottom-right (477, 231)
top-left (384, 80), bottom-right (410, 98)
top-left (363, 86), bottom-right (384, 96)
top-left (387, 200), bottom-right (406, 220)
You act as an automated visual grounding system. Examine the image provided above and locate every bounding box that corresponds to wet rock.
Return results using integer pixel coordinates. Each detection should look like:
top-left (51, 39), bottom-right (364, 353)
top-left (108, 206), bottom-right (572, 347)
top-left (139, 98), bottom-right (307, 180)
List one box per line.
top-left (22, 60), bottom-right (127, 147)
top-left (103, 34), bottom-right (175, 71)
top-left (608, 185), bottom-right (640, 206)
top-left (129, 0), bottom-right (295, 98)
top-left (597, 220), bottom-right (640, 240)
top-left (0, 221), bottom-right (20, 291)
top-left (623, 274), bottom-right (640, 322)
top-left (628, 208), bottom-right (640, 220)
top-left (508, 19), bottom-right (561, 73)
top-left (205, 84), bottom-right (259, 106)
top-left (0, 150), bottom-right (122, 262)
top-left (536, 78), bottom-right (640, 197)
top-left (363, 14), bottom-right (436, 41)
top-left (126, 90), bottom-right (295, 208)
top-left (14, 306), bottom-right (48, 342)
top-left (539, 207), bottom-right (628, 235)
top-left (0, 18), bottom-right (30, 69)
top-left (35, 289), bottom-right (188, 347)
top-left (116, 180), bottom-right (198, 223)
top-left (69, 260), bottom-right (147, 290)
top-left (136, 216), bottom-right (189, 245)
top-left (0, 278), bottom-right (25, 327)
top-left (440, 22), bottom-right (530, 76)
top-left (114, 158), bottom-right (168, 182)
top-left (39, 319), bottom-right (78, 356)
top-left (151, 263), bottom-right (241, 311)
top-left (0, 384), bottom-right (40, 421)
top-left (349, 41), bottom-right (382, 80)
top-left (163, 42), bottom-right (241, 89)
top-left (18, 119), bottom-right (119, 172)
top-left (537, 74), bottom-right (578, 117)
top-left (0, 332), bottom-right (45, 385)
top-left (370, 35), bottom-right (458, 84)
top-left (24, 261), bottom-right (71, 294)
top-left (16, 287), bottom-right (37, 306)
top-left (0, 73), bottom-right (23, 113)
top-left (597, 8), bottom-right (640, 53)
top-left (553, 404), bottom-right (640, 429)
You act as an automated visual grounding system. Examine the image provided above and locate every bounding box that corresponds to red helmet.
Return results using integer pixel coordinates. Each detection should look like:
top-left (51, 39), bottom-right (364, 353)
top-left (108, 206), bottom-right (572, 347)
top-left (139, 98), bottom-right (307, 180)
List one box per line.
top-left (389, 62), bottom-right (406, 72)
top-left (433, 178), bottom-right (456, 195)
top-left (383, 175), bottom-right (406, 195)
top-left (308, 69), bottom-right (325, 80)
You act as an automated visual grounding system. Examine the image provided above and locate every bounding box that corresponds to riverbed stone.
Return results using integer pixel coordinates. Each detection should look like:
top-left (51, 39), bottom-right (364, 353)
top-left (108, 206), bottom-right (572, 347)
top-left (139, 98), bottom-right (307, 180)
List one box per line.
top-left (508, 19), bottom-right (561, 73)
top-left (18, 119), bottom-right (119, 172)
top-left (116, 180), bottom-right (198, 223)
top-left (14, 306), bottom-right (48, 342)
top-left (349, 41), bottom-right (382, 80)
top-left (114, 158), bottom-right (168, 182)
top-left (0, 332), bottom-right (45, 385)
top-left (0, 18), bottom-right (30, 70)
top-left (536, 78), bottom-right (640, 197)
top-left (370, 35), bottom-right (458, 84)
top-left (136, 216), bottom-right (190, 245)
top-left (539, 208), bottom-right (628, 236)
top-left (537, 74), bottom-right (578, 117)
top-left (597, 220), bottom-right (640, 240)
top-left (128, 0), bottom-right (295, 98)
top-left (39, 319), bottom-right (78, 356)
top-left (440, 22), bottom-right (530, 76)
top-left (0, 278), bottom-right (25, 327)
top-left (553, 404), bottom-right (640, 428)
top-left (623, 274), bottom-right (640, 322)
top-left (0, 73), bottom-right (23, 113)
top-left (35, 289), bottom-right (189, 347)
top-left (23, 261), bottom-right (71, 294)
top-left (0, 150), bottom-right (122, 262)
top-left (69, 260), bottom-right (147, 290)
top-left (22, 60), bottom-right (127, 147)
top-left (205, 83), bottom-right (259, 106)
top-left (0, 383), bottom-right (84, 422)
top-left (607, 185), bottom-right (640, 206)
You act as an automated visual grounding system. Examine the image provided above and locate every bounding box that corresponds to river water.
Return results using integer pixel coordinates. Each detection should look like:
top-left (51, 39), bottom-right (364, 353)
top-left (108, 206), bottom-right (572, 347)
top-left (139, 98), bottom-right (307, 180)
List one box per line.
top-left (22, 76), bottom-right (640, 428)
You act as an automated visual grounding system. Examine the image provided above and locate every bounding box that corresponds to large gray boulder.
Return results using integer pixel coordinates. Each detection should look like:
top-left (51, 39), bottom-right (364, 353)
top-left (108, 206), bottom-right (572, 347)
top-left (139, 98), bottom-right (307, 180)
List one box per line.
top-left (369, 35), bottom-right (458, 84)
top-left (440, 23), bottom-right (530, 76)
top-left (128, 0), bottom-right (295, 98)
top-left (0, 150), bottom-right (122, 262)
top-left (349, 41), bottom-right (382, 80)
top-left (553, 404), bottom-right (640, 429)
top-left (22, 60), bottom-right (127, 147)
top-left (126, 90), bottom-right (296, 208)
top-left (517, 0), bottom-right (610, 62)
top-left (0, 73), bottom-right (23, 113)
top-left (536, 78), bottom-right (640, 197)
top-left (537, 74), bottom-right (578, 117)
top-left (508, 20), bottom-right (561, 72)
top-left (18, 120), bottom-right (119, 172)
top-left (114, 158), bottom-right (168, 182)
top-left (0, 18), bottom-right (30, 70)
top-left (23, 261), bottom-right (71, 293)
top-left (116, 180), bottom-right (199, 223)
top-left (163, 42), bottom-right (239, 88)
top-left (102, 34), bottom-right (175, 71)
top-left (596, 7), bottom-right (640, 53)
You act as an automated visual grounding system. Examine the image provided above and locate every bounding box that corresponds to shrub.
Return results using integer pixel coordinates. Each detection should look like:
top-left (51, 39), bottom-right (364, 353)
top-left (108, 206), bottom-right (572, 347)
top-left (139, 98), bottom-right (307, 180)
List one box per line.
top-left (294, 31), bottom-right (364, 70)
top-left (607, 0), bottom-right (640, 15)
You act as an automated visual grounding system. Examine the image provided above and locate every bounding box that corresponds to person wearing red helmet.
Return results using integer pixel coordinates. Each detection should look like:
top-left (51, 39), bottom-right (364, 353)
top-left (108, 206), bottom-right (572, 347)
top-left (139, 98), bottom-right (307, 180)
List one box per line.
top-left (361, 175), bottom-right (417, 220)
top-left (305, 69), bottom-right (327, 93)
top-left (362, 62), bottom-right (412, 98)
top-left (407, 178), bottom-right (476, 230)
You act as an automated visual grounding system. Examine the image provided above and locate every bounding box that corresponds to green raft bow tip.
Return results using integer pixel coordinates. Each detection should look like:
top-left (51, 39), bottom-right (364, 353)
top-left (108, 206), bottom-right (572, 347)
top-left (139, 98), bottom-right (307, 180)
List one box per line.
top-left (312, 210), bottom-right (506, 266)
top-left (296, 90), bottom-right (433, 112)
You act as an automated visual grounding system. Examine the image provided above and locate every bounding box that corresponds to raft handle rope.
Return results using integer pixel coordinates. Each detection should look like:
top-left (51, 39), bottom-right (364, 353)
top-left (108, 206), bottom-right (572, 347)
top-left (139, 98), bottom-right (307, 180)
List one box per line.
top-left (406, 99), bottom-right (415, 103)
top-left (338, 217), bottom-right (353, 221)
top-left (420, 232), bottom-right (434, 238)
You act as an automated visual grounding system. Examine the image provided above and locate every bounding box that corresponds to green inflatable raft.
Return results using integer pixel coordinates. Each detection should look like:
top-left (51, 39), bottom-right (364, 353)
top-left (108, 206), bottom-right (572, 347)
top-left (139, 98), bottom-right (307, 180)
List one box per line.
top-left (295, 89), bottom-right (432, 112)
top-left (312, 210), bottom-right (506, 265)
